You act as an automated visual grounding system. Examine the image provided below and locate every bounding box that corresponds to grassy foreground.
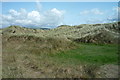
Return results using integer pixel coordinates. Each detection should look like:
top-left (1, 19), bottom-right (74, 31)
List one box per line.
top-left (2, 39), bottom-right (118, 78)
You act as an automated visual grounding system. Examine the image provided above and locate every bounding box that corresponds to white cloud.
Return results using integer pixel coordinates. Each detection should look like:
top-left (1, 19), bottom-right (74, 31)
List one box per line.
top-left (50, 8), bottom-right (64, 17)
top-left (91, 8), bottom-right (103, 15)
top-left (86, 18), bottom-right (107, 24)
top-left (112, 7), bottom-right (120, 13)
top-left (82, 7), bottom-right (119, 24)
top-left (36, 0), bottom-right (42, 12)
top-left (43, 8), bottom-right (65, 27)
top-left (9, 9), bottom-right (20, 16)
top-left (80, 8), bottom-right (103, 15)
top-left (80, 10), bottom-right (89, 15)
top-left (27, 11), bottom-right (41, 21)
top-left (1, 8), bottom-right (65, 28)
top-left (107, 7), bottom-right (120, 22)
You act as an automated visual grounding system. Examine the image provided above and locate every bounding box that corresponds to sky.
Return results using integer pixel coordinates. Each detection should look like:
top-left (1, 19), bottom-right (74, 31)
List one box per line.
top-left (0, 2), bottom-right (119, 28)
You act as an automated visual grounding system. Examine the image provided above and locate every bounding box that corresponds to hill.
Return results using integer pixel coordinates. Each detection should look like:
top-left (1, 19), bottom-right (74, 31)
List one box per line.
top-left (2, 21), bottom-right (120, 44)
top-left (44, 22), bottom-right (119, 44)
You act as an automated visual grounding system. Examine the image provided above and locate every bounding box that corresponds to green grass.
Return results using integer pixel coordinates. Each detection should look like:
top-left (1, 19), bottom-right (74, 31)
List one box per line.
top-left (48, 43), bottom-right (118, 65)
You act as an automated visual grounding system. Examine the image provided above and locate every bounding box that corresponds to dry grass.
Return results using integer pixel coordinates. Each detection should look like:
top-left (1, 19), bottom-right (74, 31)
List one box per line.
top-left (2, 34), bottom-right (119, 78)
top-left (1, 22), bottom-right (119, 78)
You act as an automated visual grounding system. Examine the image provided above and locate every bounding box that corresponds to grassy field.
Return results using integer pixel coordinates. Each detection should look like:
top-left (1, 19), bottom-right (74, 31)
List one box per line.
top-left (2, 38), bottom-right (118, 78)
top-left (48, 43), bottom-right (118, 65)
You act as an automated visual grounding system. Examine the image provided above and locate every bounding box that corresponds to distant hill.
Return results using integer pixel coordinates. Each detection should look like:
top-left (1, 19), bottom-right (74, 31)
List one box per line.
top-left (2, 25), bottom-right (46, 37)
top-left (44, 21), bottom-right (119, 44)
top-left (2, 21), bottom-right (120, 44)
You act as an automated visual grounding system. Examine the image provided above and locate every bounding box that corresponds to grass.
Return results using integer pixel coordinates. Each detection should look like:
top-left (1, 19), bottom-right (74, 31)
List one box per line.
top-left (48, 43), bottom-right (118, 65)
top-left (2, 36), bottom-right (118, 78)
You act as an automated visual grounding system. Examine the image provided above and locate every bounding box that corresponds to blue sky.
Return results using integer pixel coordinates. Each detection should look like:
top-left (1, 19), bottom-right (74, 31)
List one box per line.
top-left (1, 2), bottom-right (119, 28)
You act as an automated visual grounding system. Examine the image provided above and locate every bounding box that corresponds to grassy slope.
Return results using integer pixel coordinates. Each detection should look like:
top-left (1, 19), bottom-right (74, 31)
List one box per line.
top-left (2, 22), bottom-right (119, 39)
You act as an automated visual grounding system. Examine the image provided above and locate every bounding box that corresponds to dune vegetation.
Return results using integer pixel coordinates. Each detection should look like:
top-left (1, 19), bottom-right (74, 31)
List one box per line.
top-left (1, 22), bottom-right (119, 78)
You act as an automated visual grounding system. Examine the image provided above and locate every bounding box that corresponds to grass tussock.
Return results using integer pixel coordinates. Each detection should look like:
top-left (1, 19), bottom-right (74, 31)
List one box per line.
top-left (3, 35), bottom-right (77, 54)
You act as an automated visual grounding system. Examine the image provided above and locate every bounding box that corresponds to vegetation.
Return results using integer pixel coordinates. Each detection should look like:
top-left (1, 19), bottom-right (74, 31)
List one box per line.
top-left (50, 43), bottom-right (118, 65)
top-left (2, 36), bottom-right (118, 78)
top-left (1, 21), bottom-right (119, 78)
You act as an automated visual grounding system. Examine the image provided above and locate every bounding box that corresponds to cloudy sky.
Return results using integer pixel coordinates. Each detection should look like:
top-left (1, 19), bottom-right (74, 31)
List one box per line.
top-left (0, 2), bottom-right (119, 28)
